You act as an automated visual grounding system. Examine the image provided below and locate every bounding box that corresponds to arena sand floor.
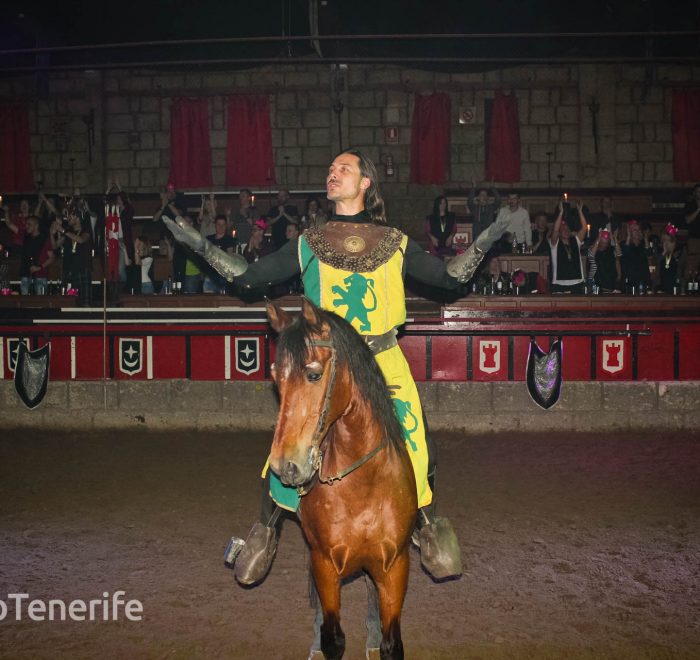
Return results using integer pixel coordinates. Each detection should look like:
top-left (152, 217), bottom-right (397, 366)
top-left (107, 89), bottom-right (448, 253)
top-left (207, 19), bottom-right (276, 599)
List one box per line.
top-left (0, 429), bottom-right (698, 659)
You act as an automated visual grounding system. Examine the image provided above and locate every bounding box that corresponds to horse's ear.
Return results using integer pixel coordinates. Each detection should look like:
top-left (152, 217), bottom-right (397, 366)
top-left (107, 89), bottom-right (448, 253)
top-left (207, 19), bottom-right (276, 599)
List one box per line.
top-left (301, 296), bottom-right (322, 328)
top-left (266, 300), bottom-right (293, 334)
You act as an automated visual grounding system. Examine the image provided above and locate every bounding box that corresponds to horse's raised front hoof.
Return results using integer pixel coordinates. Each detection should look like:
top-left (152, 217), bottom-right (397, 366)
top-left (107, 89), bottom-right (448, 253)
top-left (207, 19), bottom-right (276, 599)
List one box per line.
top-left (417, 516), bottom-right (463, 580)
top-left (234, 522), bottom-right (278, 586)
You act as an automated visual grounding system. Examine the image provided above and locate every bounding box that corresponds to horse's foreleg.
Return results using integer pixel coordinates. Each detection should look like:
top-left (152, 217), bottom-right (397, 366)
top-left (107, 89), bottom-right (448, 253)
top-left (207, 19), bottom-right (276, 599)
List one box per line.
top-left (365, 573), bottom-right (382, 653)
top-left (311, 556), bottom-right (345, 660)
top-left (370, 549), bottom-right (410, 660)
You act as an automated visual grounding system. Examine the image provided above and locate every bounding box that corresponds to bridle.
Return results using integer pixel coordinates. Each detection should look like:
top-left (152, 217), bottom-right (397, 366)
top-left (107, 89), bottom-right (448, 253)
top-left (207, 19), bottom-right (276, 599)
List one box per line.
top-left (296, 338), bottom-right (386, 495)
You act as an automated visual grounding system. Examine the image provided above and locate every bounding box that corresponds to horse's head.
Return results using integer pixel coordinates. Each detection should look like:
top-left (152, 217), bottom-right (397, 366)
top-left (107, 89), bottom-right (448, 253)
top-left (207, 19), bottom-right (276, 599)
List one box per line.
top-left (266, 298), bottom-right (352, 487)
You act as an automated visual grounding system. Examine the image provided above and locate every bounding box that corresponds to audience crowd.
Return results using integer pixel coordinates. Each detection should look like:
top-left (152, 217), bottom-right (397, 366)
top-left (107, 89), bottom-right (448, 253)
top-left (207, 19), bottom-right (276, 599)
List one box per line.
top-left (1, 178), bottom-right (699, 303)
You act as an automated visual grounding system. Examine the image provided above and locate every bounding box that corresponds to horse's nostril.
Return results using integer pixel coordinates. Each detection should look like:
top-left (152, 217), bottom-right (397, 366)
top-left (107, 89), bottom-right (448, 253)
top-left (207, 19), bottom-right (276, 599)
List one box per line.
top-left (281, 461), bottom-right (301, 485)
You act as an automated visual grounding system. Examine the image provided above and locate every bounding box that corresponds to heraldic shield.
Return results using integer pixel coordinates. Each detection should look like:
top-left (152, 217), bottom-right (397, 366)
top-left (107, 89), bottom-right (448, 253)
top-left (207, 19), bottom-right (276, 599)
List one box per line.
top-left (526, 337), bottom-right (562, 410)
top-left (14, 343), bottom-right (50, 409)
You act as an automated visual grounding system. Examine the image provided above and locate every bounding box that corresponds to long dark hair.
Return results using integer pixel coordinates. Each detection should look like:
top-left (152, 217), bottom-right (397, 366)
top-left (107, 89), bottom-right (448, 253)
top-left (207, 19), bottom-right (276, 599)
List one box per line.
top-left (336, 148), bottom-right (386, 225)
top-left (431, 195), bottom-right (448, 220)
top-left (276, 307), bottom-right (405, 452)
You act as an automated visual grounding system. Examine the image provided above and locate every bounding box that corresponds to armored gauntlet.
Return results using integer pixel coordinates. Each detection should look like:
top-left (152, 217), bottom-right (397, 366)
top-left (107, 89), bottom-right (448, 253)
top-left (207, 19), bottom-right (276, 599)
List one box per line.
top-left (163, 217), bottom-right (248, 282)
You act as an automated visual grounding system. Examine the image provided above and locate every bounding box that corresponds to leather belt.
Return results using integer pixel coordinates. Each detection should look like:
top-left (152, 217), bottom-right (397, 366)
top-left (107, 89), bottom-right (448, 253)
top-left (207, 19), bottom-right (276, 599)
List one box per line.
top-left (363, 328), bottom-right (398, 356)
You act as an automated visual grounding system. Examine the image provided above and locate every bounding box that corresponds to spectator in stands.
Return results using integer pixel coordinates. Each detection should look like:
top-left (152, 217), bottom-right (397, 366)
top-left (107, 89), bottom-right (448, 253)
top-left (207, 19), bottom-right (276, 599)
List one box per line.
top-left (588, 196), bottom-right (620, 242)
top-left (198, 193), bottom-right (217, 239)
top-left (425, 195), bottom-right (456, 258)
top-left (587, 230), bottom-right (621, 293)
top-left (20, 216), bottom-right (54, 295)
top-left (242, 219), bottom-right (273, 264)
top-left (231, 189), bottom-right (256, 248)
top-left (656, 223), bottom-right (686, 294)
top-left (2, 198), bottom-right (39, 256)
top-left (621, 220), bottom-right (651, 292)
top-left (35, 191), bottom-right (63, 235)
top-left (468, 178), bottom-right (501, 239)
top-left (133, 237), bottom-right (155, 295)
top-left (285, 222), bottom-right (300, 243)
top-left (266, 188), bottom-right (298, 250)
top-left (114, 186), bottom-right (135, 266)
top-left (203, 214), bottom-right (236, 294)
top-left (641, 221), bottom-right (661, 257)
top-left (496, 193), bottom-right (531, 248)
top-left (154, 184), bottom-right (187, 284)
top-left (50, 211), bottom-right (92, 305)
top-left (300, 196), bottom-right (328, 232)
top-left (475, 253), bottom-right (510, 294)
top-left (549, 198), bottom-right (587, 294)
top-left (683, 184), bottom-right (700, 272)
top-left (530, 211), bottom-right (551, 256)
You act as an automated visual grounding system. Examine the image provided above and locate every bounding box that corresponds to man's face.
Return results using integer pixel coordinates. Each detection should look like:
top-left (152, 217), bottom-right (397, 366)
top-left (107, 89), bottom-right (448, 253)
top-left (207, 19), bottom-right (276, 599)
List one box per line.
top-left (20, 200), bottom-right (29, 215)
top-left (215, 218), bottom-right (227, 235)
top-left (239, 190), bottom-right (251, 206)
top-left (534, 214), bottom-right (548, 230)
top-left (285, 224), bottom-right (299, 240)
top-left (26, 218), bottom-right (39, 235)
top-left (477, 190), bottom-right (488, 205)
top-left (277, 189), bottom-right (289, 205)
top-left (326, 154), bottom-right (369, 205)
top-left (561, 223), bottom-right (571, 240)
top-left (601, 197), bottom-right (613, 213)
top-left (507, 195), bottom-right (519, 211)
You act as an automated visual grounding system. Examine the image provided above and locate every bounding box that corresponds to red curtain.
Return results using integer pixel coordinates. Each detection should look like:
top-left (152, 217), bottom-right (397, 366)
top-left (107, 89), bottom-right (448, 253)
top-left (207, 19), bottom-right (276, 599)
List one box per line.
top-left (486, 92), bottom-right (521, 183)
top-left (169, 98), bottom-right (213, 189)
top-left (672, 88), bottom-right (700, 181)
top-left (226, 96), bottom-right (276, 187)
top-left (0, 104), bottom-right (34, 192)
top-left (410, 93), bottom-right (451, 185)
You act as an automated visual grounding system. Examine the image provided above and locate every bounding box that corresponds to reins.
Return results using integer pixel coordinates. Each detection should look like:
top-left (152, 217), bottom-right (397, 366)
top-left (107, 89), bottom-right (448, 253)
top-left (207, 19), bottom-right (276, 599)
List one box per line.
top-left (297, 337), bottom-right (386, 496)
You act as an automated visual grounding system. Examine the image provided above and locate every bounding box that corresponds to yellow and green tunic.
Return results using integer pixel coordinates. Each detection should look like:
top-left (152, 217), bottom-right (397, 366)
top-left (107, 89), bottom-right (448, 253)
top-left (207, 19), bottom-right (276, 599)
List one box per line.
top-left (237, 212), bottom-right (462, 511)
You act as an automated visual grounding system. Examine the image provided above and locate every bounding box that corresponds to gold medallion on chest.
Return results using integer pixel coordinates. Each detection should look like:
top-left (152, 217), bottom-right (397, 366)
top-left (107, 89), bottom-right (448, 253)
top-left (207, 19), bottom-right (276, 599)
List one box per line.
top-left (343, 235), bottom-right (366, 253)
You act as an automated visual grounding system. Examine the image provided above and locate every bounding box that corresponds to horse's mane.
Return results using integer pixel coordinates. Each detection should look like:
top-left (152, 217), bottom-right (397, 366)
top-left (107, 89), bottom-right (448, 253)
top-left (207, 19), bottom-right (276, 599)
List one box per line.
top-left (276, 309), bottom-right (406, 452)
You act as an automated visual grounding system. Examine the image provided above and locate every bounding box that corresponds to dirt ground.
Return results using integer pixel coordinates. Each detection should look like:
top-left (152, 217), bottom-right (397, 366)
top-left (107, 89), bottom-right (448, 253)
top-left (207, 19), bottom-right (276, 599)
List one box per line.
top-left (0, 429), bottom-right (698, 660)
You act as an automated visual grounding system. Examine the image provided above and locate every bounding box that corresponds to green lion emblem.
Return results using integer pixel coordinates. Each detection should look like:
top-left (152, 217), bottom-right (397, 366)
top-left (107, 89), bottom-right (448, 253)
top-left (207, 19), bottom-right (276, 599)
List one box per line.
top-left (392, 398), bottom-right (419, 452)
top-left (331, 273), bottom-right (377, 332)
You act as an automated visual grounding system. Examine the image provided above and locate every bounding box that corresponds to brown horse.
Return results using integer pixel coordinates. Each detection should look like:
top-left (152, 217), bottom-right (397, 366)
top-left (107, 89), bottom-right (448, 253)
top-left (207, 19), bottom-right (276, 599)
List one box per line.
top-left (267, 298), bottom-right (417, 660)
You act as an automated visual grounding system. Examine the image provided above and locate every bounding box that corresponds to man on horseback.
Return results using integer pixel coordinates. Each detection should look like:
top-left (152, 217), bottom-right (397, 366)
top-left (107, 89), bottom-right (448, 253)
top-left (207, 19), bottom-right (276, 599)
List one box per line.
top-left (164, 149), bottom-right (510, 583)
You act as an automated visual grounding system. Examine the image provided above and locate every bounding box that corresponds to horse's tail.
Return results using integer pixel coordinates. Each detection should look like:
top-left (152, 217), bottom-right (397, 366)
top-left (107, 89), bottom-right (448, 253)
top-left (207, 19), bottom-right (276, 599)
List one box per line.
top-left (366, 280), bottom-right (378, 313)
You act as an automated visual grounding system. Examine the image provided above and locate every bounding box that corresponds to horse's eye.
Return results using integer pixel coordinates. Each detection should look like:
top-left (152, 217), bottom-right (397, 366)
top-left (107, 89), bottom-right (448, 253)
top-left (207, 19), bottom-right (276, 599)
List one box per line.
top-left (306, 370), bottom-right (323, 383)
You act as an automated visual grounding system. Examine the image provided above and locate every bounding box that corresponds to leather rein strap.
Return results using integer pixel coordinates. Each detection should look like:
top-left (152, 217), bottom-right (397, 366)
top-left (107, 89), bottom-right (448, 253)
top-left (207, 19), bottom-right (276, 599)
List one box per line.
top-left (298, 338), bottom-right (386, 494)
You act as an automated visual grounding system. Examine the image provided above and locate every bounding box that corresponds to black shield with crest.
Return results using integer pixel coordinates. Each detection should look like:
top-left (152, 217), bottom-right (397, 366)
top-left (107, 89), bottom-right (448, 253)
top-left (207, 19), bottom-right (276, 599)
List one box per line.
top-left (526, 337), bottom-right (563, 410)
top-left (14, 343), bottom-right (51, 409)
top-left (235, 338), bottom-right (260, 376)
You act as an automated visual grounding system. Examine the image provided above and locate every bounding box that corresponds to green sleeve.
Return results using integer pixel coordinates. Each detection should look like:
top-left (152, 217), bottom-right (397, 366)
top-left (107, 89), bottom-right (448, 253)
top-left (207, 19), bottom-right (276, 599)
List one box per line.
top-left (236, 239), bottom-right (301, 289)
top-left (404, 238), bottom-right (461, 290)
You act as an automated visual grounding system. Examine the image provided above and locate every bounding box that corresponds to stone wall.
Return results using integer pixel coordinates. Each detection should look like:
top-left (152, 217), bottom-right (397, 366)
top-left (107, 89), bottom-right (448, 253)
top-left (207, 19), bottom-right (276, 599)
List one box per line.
top-left (2, 62), bottom-right (699, 236)
top-left (3, 380), bottom-right (698, 433)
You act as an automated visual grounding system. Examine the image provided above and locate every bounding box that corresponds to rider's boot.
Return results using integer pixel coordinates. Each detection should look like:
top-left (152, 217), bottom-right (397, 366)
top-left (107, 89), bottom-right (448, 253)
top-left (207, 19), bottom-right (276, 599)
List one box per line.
top-left (413, 467), bottom-right (462, 579)
top-left (227, 477), bottom-right (282, 586)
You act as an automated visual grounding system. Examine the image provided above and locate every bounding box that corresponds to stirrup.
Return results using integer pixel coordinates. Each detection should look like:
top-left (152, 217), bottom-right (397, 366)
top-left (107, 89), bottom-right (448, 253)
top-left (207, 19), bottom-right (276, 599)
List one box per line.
top-left (233, 522), bottom-right (279, 585)
top-left (416, 512), bottom-right (463, 580)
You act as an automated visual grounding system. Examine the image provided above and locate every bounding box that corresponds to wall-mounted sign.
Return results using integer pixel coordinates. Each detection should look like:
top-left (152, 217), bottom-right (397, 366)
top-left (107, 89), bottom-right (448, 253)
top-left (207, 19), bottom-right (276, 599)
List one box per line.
top-left (458, 106), bottom-right (477, 125)
top-left (385, 126), bottom-right (399, 143)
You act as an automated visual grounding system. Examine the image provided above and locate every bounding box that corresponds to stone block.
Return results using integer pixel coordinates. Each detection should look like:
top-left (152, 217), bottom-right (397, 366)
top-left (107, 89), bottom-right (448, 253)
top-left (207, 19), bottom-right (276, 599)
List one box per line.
top-left (308, 128), bottom-right (331, 147)
top-left (108, 150), bottom-right (134, 169)
top-left (302, 109), bottom-right (331, 128)
top-left (638, 143), bottom-right (664, 162)
top-left (556, 144), bottom-right (578, 163)
top-left (655, 162), bottom-right (673, 182)
top-left (350, 108), bottom-right (381, 127)
top-left (556, 106), bottom-right (578, 124)
top-left (570, 410), bottom-right (630, 432)
top-left (530, 107), bottom-right (555, 125)
top-left (556, 382), bottom-right (603, 411)
top-left (657, 382), bottom-right (700, 411)
top-left (276, 110), bottom-right (302, 128)
top-left (106, 97), bottom-right (129, 114)
top-left (349, 91), bottom-right (375, 108)
top-left (36, 153), bottom-right (61, 170)
top-left (169, 380), bottom-right (222, 411)
top-left (366, 68), bottom-right (402, 85)
top-left (222, 381), bottom-right (278, 414)
top-left (616, 105), bottom-right (638, 123)
top-left (121, 77), bottom-right (152, 92)
top-left (284, 72), bottom-right (318, 87)
top-left (118, 380), bottom-right (170, 410)
top-left (492, 382), bottom-right (542, 412)
top-left (535, 67), bottom-right (570, 83)
top-left (303, 147), bottom-right (333, 166)
top-left (201, 73), bottom-right (233, 88)
top-left (348, 127), bottom-right (374, 145)
top-left (108, 114), bottom-right (134, 132)
top-left (5, 408), bottom-right (47, 429)
top-left (136, 113), bottom-right (161, 131)
top-left (425, 412), bottom-right (515, 434)
top-left (134, 151), bottom-right (161, 168)
top-left (437, 382), bottom-right (492, 413)
top-left (615, 143), bottom-right (637, 162)
top-left (154, 75), bottom-right (184, 90)
top-left (69, 381), bottom-right (118, 409)
top-left (602, 382), bottom-right (658, 412)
